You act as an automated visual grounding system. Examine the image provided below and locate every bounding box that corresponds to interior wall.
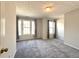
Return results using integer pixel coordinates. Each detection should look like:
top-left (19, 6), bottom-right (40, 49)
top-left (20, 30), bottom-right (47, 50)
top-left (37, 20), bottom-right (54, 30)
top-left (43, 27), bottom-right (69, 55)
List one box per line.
top-left (36, 18), bottom-right (43, 39)
top-left (64, 8), bottom-right (79, 50)
top-left (57, 15), bottom-right (64, 40)
top-left (42, 18), bottom-right (48, 39)
top-left (0, 2), bottom-right (16, 58)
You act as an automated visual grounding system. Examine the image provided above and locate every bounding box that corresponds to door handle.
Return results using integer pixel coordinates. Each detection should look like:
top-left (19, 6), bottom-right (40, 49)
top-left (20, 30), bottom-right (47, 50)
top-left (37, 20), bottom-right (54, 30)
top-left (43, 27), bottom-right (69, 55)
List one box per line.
top-left (0, 48), bottom-right (8, 54)
top-left (4, 48), bottom-right (8, 52)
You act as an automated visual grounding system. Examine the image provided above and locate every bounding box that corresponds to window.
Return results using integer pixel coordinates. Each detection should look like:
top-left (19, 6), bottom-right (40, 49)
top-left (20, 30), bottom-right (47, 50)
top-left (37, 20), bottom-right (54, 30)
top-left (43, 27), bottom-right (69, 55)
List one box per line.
top-left (18, 19), bottom-right (22, 35)
top-left (18, 19), bottom-right (35, 36)
top-left (32, 21), bottom-right (35, 35)
top-left (23, 20), bottom-right (30, 35)
top-left (49, 21), bottom-right (55, 34)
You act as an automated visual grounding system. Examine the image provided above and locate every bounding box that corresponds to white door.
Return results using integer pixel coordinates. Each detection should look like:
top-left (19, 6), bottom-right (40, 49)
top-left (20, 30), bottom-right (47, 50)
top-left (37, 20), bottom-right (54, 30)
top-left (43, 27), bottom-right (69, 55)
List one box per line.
top-left (0, 2), bottom-right (16, 58)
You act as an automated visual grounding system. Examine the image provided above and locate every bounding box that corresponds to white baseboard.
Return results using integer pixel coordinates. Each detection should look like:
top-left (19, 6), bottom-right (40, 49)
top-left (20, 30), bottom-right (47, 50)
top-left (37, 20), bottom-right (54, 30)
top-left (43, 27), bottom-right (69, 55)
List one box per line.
top-left (64, 42), bottom-right (79, 50)
top-left (13, 50), bottom-right (16, 58)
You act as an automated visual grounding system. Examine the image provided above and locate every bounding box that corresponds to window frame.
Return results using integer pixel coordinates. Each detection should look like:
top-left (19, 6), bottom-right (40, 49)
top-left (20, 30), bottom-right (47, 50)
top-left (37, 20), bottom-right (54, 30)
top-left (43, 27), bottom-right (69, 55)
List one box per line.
top-left (18, 17), bottom-right (35, 36)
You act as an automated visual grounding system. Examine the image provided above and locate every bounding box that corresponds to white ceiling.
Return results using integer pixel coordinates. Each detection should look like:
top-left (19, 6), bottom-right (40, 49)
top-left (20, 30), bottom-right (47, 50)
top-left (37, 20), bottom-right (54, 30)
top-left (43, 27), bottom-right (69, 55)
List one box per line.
top-left (16, 1), bottom-right (79, 18)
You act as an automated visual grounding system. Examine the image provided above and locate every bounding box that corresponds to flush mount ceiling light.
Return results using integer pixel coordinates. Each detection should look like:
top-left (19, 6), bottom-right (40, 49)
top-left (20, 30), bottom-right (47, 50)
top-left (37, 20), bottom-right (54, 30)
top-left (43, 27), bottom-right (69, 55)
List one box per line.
top-left (43, 4), bottom-right (55, 12)
top-left (45, 6), bottom-right (53, 12)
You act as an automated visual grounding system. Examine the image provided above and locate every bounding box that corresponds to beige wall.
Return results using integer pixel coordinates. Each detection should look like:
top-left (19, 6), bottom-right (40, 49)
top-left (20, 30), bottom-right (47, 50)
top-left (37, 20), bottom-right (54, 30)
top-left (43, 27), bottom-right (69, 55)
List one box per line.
top-left (57, 15), bottom-right (64, 40)
top-left (0, 2), bottom-right (16, 58)
top-left (64, 8), bottom-right (79, 50)
top-left (37, 19), bottom-right (43, 39)
top-left (42, 18), bottom-right (48, 39)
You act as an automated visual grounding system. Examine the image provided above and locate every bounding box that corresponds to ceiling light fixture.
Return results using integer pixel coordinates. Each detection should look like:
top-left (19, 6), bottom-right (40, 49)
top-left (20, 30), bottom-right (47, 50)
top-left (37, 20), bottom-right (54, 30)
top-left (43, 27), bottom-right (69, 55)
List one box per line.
top-left (43, 3), bottom-right (55, 13)
top-left (45, 6), bottom-right (53, 12)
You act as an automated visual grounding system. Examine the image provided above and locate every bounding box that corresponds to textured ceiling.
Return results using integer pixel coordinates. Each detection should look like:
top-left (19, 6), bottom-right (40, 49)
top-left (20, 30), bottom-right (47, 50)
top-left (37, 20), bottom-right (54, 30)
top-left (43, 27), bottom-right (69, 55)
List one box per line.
top-left (16, 1), bottom-right (79, 18)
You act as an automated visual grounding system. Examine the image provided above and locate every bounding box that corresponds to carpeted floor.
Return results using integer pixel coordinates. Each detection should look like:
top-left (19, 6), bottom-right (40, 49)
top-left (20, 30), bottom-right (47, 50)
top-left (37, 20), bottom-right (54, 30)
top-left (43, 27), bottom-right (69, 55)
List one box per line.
top-left (15, 39), bottom-right (79, 58)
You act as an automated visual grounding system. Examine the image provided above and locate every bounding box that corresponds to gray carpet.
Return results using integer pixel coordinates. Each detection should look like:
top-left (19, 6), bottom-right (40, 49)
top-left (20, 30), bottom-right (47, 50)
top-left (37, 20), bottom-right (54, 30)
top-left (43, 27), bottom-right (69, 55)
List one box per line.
top-left (15, 39), bottom-right (79, 58)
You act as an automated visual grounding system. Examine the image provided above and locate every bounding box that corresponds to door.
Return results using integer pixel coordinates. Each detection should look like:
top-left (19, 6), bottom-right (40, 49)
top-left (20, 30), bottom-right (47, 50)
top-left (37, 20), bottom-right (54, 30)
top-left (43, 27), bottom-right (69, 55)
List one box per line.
top-left (0, 2), bottom-right (16, 58)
